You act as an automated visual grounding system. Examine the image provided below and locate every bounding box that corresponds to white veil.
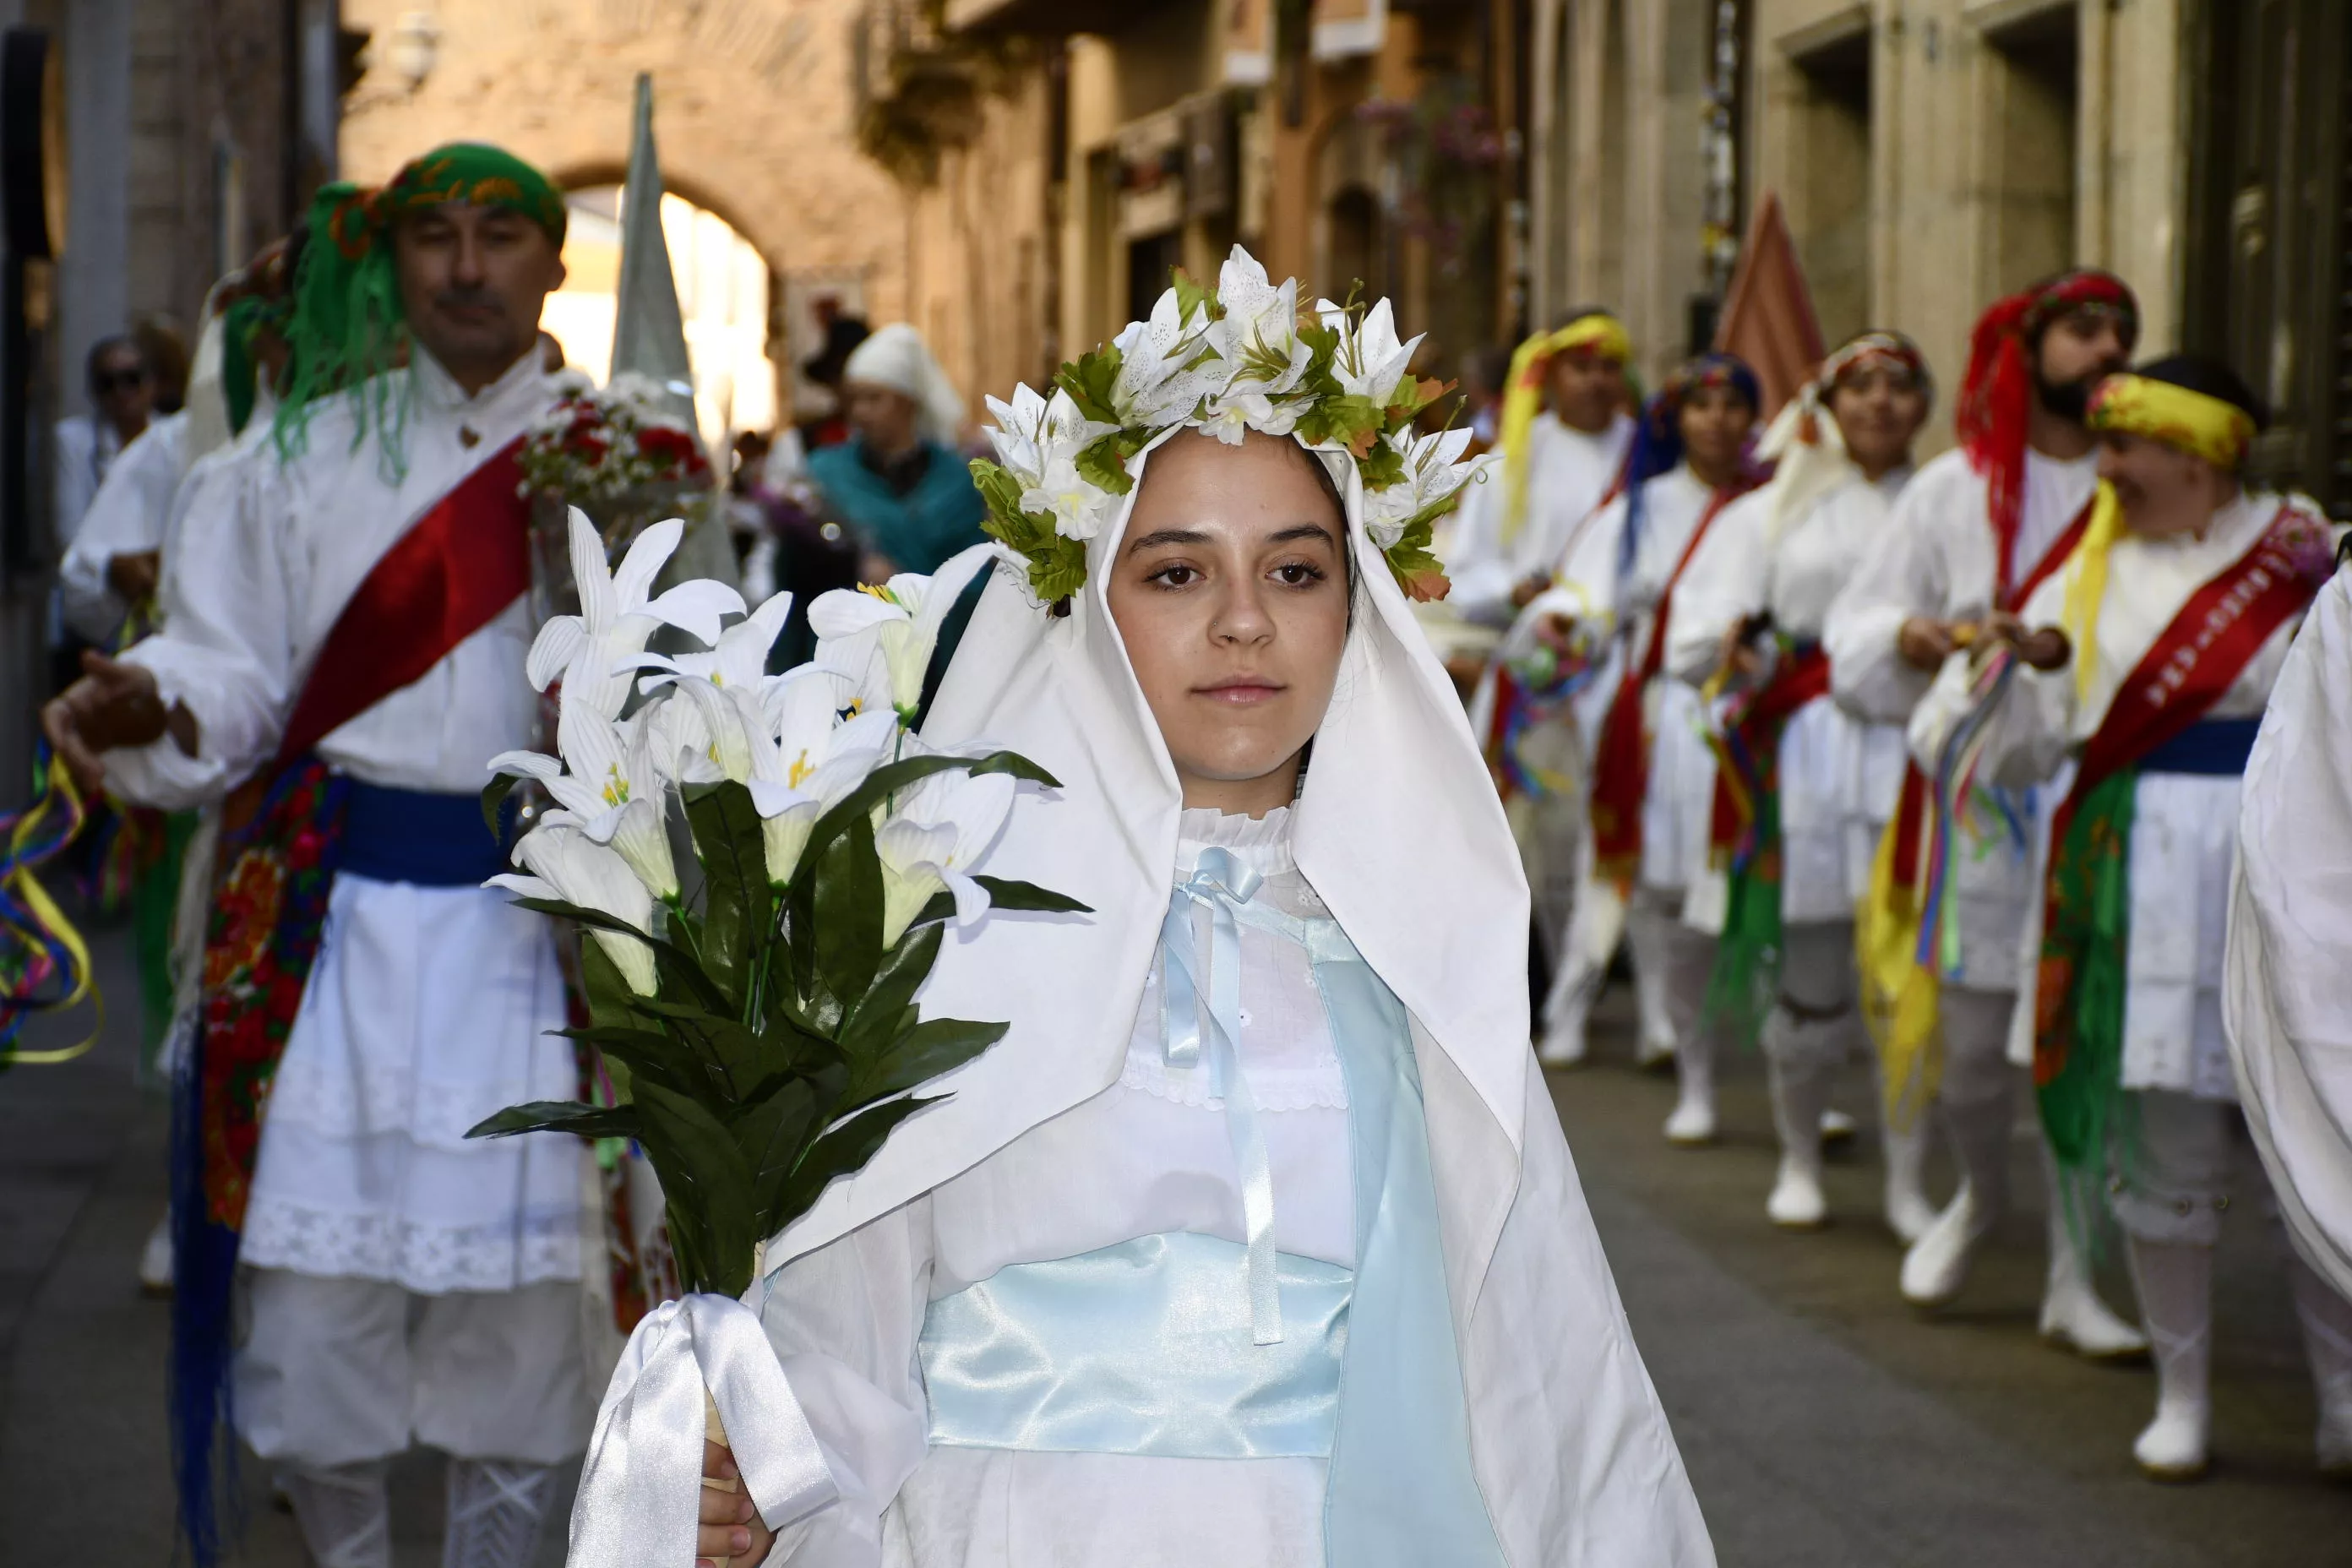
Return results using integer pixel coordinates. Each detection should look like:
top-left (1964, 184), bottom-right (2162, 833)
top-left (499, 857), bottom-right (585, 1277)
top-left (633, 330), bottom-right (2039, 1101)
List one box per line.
top-left (769, 419), bottom-right (1715, 1564)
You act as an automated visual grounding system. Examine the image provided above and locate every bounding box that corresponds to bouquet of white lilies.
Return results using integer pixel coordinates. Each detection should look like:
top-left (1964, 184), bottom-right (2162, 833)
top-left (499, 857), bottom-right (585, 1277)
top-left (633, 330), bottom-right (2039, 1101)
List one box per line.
top-left (470, 513), bottom-right (1081, 1299)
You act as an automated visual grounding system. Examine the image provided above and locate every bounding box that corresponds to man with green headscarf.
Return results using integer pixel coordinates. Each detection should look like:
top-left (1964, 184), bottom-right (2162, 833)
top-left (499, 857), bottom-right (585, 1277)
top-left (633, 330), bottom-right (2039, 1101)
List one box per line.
top-left (43, 144), bottom-right (601, 1568)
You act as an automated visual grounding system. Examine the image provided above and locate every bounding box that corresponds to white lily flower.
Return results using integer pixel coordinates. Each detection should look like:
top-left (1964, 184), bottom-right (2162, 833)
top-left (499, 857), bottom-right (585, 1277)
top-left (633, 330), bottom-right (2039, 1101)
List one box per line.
top-left (1210, 247), bottom-right (1310, 400)
top-left (489, 816), bottom-right (660, 994)
top-left (1195, 389), bottom-right (1303, 447)
top-left (874, 766), bottom-right (1017, 947)
top-left (806, 543), bottom-right (998, 722)
top-left (486, 705), bottom-right (679, 901)
top-left (744, 667), bottom-right (901, 884)
top-left (631, 590), bottom-right (795, 696)
top-left (1315, 297), bottom-right (1424, 406)
top-left (525, 510), bottom-right (746, 719)
top-left (1363, 427), bottom-right (1485, 549)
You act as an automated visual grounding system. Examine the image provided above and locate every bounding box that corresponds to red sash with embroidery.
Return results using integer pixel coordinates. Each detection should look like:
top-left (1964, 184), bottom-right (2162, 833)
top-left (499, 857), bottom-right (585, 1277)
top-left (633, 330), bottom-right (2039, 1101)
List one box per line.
top-left (196, 434), bottom-right (531, 1232)
top-left (2033, 505), bottom-right (2333, 1168)
top-left (1587, 485), bottom-right (1746, 886)
top-left (1706, 644), bottom-right (1833, 863)
top-left (1883, 490), bottom-right (2098, 892)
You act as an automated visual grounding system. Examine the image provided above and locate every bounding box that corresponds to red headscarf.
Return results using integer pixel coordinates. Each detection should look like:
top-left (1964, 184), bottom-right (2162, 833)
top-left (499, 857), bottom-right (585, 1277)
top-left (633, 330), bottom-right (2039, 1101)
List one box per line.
top-left (1954, 270), bottom-right (2137, 590)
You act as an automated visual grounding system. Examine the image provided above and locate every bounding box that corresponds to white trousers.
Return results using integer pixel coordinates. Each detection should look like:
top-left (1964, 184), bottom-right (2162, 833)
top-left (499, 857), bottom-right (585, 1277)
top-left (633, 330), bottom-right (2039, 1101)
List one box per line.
top-left (235, 1269), bottom-right (591, 1469)
top-left (1758, 920), bottom-right (1861, 1072)
top-left (2113, 1091), bottom-right (2242, 1248)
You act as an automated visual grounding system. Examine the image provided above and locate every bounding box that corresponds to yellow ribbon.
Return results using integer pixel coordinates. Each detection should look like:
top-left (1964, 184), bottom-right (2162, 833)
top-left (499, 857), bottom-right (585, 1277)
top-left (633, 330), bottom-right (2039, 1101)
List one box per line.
top-left (2056, 481), bottom-right (2127, 709)
top-left (1855, 812), bottom-right (1941, 1132)
top-left (1497, 313), bottom-right (1632, 550)
top-left (2087, 373), bottom-right (2257, 471)
top-left (3, 757), bottom-right (103, 1066)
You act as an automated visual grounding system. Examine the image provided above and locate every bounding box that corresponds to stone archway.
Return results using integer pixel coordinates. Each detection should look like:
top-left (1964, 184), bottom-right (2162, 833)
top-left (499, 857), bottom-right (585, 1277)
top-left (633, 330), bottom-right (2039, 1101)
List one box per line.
top-left (339, 0), bottom-right (912, 412)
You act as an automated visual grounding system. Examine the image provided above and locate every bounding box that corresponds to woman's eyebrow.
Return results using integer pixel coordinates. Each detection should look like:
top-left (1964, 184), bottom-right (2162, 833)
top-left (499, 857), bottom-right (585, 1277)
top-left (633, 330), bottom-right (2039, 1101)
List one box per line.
top-left (1269, 523), bottom-right (1338, 546)
top-left (1125, 527), bottom-right (1212, 553)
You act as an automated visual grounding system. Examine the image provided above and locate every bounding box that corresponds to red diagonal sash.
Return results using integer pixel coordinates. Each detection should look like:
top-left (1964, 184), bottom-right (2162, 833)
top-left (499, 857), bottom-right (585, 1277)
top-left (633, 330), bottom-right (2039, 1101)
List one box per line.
top-left (2044, 509), bottom-right (2328, 856)
top-left (1883, 487), bottom-right (2102, 891)
top-left (272, 434), bottom-right (532, 769)
top-left (1588, 482), bottom-right (1750, 885)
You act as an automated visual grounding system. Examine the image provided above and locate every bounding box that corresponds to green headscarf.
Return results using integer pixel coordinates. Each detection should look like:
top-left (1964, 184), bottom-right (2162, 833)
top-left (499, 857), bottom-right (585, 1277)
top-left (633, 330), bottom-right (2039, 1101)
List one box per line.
top-left (275, 142), bottom-right (567, 469)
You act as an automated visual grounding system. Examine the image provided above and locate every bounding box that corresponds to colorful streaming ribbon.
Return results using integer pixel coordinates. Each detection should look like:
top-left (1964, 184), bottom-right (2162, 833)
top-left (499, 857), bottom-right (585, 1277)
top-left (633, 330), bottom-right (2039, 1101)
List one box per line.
top-left (1914, 646), bottom-right (2029, 979)
top-left (0, 745), bottom-right (104, 1064)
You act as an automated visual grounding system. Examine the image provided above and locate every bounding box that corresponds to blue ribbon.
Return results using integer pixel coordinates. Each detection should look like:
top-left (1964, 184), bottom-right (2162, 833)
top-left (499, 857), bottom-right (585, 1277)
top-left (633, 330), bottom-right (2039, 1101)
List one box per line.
top-left (1160, 846), bottom-right (1282, 1345)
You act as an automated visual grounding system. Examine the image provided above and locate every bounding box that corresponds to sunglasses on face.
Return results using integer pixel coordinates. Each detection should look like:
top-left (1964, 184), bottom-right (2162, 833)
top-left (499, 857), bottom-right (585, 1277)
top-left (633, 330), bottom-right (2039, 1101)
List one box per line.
top-left (94, 368), bottom-right (149, 395)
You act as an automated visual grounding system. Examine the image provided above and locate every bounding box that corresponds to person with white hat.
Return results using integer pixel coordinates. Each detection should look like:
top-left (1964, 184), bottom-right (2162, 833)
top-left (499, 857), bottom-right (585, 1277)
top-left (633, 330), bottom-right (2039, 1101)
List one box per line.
top-left (806, 323), bottom-right (987, 577)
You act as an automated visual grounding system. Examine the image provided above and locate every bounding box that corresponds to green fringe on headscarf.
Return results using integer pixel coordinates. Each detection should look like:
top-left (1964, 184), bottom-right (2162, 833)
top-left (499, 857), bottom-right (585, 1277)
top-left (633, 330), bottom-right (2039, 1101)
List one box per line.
top-left (274, 143), bottom-right (566, 475)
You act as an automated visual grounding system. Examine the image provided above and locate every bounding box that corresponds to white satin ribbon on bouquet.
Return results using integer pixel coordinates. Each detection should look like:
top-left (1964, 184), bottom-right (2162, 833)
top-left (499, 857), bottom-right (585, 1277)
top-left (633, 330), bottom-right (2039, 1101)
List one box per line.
top-left (568, 1293), bottom-right (838, 1567)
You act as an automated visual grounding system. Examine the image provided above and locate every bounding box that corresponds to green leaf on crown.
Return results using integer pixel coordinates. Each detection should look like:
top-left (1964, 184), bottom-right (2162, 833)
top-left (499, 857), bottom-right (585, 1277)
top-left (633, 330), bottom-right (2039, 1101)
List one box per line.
top-left (1054, 342), bottom-right (1125, 427)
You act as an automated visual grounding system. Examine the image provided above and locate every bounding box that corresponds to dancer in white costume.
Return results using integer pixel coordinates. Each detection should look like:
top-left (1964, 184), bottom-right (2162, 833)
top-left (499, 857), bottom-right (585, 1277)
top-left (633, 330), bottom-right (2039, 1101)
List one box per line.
top-left (2229, 555), bottom-right (2352, 1476)
top-left (44, 146), bottom-right (609, 1568)
top-left (1446, 314), bottom-right (1636, 1002)
top-left (1824, 273), bottom-right (2149, 1343)
top-left (1909, 356), bottom-right (2351, 1480)
top-left (1665, 332), bottom-right (1929, 1227)
top-left (689, 253), bottom-right (1713, 1567)
top-left (1522, 357), bottom-right (1757, 1082)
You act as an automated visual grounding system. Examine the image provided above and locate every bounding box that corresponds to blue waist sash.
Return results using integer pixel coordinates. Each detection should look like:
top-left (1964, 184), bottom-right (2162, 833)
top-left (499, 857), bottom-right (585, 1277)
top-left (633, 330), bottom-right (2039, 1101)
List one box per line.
top-left (2139, 716), bottom-right (2262, 778)
top-left (920, 1232), bottom-right (1349, 1459)
top-left (336, 781), bottom-right (512, 887)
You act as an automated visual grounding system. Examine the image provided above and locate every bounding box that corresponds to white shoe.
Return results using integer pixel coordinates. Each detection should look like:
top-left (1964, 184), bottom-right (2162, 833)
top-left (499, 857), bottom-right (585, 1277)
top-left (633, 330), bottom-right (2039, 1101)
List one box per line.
top-left (138, 1213), bottom-right (173, 1296)
top-left (1536, 1026), bottom-right (1588, 1068)
top-left (1767, 1159), bottom-right (1828, 1228)
top-left (2133, 1398), bottom-right (2211, 1481)
top-left (1634, 1034), bottom-right (1676, 1072)
top-left (2041, 1277), bottom-right (2152, 1361)
top-left (1663, 1097), bottom-right (1717, 1146)
top-left (1901, 1190), bottom-right (1984, 1307)
top-left (1885, 1179), bottom-right (1938, 1248)
top-left (1818, 1108), bottom-right (1857, 1146)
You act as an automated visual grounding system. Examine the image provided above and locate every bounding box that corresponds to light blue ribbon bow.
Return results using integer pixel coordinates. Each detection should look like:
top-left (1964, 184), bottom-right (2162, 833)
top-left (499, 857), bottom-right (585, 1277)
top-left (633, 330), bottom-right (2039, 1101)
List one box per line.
top-left (1161, 846), bottom-right (1283, 1345)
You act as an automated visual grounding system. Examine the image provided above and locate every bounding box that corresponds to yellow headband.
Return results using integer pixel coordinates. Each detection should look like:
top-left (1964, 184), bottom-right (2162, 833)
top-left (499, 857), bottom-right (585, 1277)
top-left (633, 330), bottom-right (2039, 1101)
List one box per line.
top-left (2087, 374), bottom-right (2256, 471)
top-left (1498, 314), bottom-right (1632, 548)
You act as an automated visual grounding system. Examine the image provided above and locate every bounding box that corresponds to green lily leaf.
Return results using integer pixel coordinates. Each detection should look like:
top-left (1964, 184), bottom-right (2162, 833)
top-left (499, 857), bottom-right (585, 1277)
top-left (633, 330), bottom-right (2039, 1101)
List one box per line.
top-left (684, 780), bottom-right (775, 1005)
top-left (466, 1100), bottom-right (643, 1141)
top-left (840, 920), bottom-right (939, 1055)
top-left (555, 1024), bottom-right (702, 1101)
top-left (811, 808), bottom-right (885, 1016)
top-left (632, 999), bottom-right (774, 1105)
top-left (846, 1017), bottom-right (1006, 1111)
top-left (504, 895), bottom-right (733, 1015)
top-left (481, 772), bottom-right (520, 839)
top-left (776, 1094), bottom-right (942, 1222)
top-left (970, 876), bottom-right (1092, 915)
top-left (635, 1079), bottom-right (762, 1296)
top-left (732, 1075), bottom-right (825, 1224)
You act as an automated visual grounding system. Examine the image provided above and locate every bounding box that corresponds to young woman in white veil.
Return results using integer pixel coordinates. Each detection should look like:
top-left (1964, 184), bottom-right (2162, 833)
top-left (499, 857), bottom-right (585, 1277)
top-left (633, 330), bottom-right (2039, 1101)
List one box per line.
top-left (690, 252), bottom-right (1712, 1566)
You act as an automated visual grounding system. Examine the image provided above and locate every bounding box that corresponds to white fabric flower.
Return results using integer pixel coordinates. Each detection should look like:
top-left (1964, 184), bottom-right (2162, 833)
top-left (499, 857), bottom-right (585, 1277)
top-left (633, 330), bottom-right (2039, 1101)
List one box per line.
top-left (1363, 427), bottom-right (1484, 550)
top-left (490, 817), bottom-right (660, 994)
top-left (1111, 288), bottom-right (1220, 428)
top-left (874, 767), bottom-right (1018, 947)
top-left (632, 590), bottom-right (795, 697)
top-left (526, 510), bottom-right (744, 720)
top-left (745, 667), bottom-right (901, 885)
top-left (1209, 247), bottom-right (1310, 400)
top-left (984, 387), bottom-right (1122, 542)
top-left (1316, 297), bottom-right (1423, 406)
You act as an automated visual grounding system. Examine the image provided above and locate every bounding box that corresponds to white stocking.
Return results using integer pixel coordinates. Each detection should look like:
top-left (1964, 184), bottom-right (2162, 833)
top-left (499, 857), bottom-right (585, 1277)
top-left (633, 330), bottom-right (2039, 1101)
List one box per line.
top-left (444, 1458), bottom-right (558, 1568)
top-left (2123, 1236), bottom-right (2213, 1474)
top-left (282, 1461), bottom-right (393, 1568)
top-left (2288, 1255), bottom-right (2352, 1470)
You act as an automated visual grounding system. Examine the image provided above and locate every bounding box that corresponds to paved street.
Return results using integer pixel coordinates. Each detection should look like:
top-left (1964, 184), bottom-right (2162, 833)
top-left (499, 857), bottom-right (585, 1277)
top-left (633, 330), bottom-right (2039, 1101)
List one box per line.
top-left (0, 927), bottom-right (2345, 1565)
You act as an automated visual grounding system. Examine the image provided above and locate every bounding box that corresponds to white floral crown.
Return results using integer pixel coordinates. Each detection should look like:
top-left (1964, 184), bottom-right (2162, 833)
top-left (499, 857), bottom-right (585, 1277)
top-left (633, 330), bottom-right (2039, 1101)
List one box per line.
top-left (970, 247), bottom-right (1489, 607)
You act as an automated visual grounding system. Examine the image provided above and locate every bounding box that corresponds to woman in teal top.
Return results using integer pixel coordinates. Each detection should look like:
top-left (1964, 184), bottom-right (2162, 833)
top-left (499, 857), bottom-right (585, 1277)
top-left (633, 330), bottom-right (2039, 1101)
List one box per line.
top-left (805, 324), bottom-right (986, 575)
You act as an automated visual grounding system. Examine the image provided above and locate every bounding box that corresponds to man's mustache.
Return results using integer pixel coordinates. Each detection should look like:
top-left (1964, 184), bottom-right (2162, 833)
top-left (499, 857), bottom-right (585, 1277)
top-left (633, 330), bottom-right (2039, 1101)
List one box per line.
top-left (432, 288), bottom-right (506, 315)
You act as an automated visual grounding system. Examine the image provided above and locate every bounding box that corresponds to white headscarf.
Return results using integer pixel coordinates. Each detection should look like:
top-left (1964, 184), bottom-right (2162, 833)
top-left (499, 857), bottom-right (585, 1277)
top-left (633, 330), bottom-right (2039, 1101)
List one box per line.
top-left (842, 322), bottom-right (966, 447)
top-left (770, 425), bottom-right (1714, 1563)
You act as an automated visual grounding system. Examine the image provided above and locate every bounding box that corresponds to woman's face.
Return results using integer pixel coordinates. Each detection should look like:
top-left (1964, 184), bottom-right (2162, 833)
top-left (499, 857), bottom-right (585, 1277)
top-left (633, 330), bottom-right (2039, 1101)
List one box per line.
top-left (1677, 382), bottom-right (1756, 478)
top-left (1828, 362), bottom-right (1930, 477)
top-left (2097, 431), bottom-right (2233, 540)
top-left (1107, 430), bottom-right (1351, 817)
